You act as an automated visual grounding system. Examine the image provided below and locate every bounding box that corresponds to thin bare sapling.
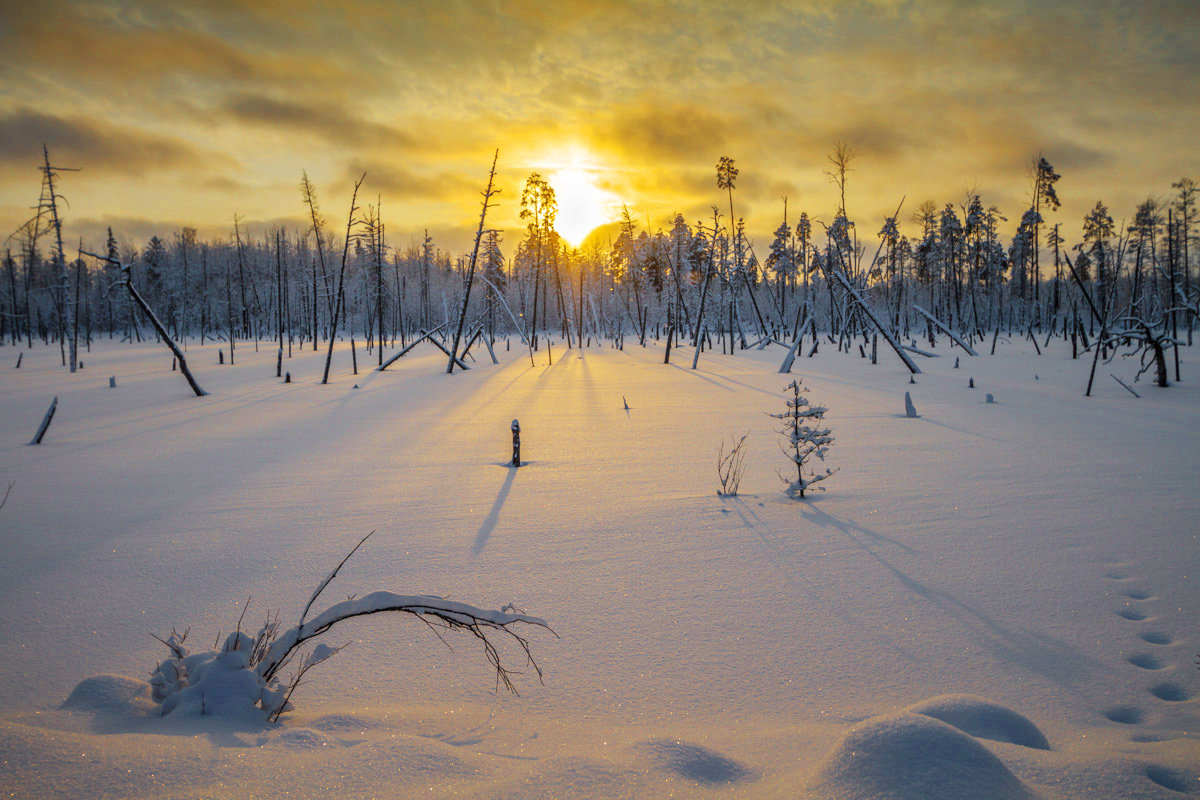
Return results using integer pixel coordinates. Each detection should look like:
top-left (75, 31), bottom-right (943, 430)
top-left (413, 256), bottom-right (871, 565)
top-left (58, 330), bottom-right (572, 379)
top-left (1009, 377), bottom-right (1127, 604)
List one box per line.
top-left (717, 433), bottom-right (749, 496)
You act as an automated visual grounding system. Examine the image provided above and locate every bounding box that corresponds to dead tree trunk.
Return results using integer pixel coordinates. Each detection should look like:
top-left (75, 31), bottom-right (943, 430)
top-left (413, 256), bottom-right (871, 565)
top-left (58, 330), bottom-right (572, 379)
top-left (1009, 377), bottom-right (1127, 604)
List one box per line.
top-left (831, 269), bottom-right (920, 374)
top-left (83, 250), bottom-right (207, 396)
top-left (448, 151), bottom-right (500, 374)
top-left (321, 175), bottom-right (365, 384)
top-left (29, 396), bottom-right (58, 445)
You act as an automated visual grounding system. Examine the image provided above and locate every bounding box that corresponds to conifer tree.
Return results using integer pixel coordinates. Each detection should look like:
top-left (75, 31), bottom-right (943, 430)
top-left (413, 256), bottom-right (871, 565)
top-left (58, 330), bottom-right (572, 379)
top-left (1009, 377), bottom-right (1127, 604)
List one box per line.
top-left (772, 379), bottom-right (836, 499)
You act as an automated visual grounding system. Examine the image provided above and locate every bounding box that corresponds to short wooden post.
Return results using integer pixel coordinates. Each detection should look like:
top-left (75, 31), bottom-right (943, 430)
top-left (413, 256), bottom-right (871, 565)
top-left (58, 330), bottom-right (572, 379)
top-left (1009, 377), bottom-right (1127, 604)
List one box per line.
top-left (511, 419), bottom-right (521, 467)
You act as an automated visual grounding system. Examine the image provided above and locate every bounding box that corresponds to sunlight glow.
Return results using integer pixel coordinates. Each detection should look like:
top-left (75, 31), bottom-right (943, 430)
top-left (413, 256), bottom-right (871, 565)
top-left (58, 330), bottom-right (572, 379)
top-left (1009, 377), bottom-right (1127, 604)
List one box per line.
top-left (545, 154), bottom-right (619, 247)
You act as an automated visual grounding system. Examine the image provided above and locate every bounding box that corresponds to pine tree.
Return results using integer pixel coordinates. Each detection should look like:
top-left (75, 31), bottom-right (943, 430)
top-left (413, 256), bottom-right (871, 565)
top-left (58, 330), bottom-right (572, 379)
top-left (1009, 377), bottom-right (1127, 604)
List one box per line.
top-left (1080, 200), bottom-right (1114, 297)
top-left (768, 216), bottom-right (794, 301)
top-left (771, 379), bottom-right (836, 499)
top-left (142, 235), bottom-right (168, 305)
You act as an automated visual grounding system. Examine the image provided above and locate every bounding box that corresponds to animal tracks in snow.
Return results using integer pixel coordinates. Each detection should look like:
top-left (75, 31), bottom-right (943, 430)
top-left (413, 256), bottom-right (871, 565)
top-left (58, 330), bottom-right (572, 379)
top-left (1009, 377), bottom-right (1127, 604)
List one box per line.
top-left (1097, 560), bottom-right (1195, 762)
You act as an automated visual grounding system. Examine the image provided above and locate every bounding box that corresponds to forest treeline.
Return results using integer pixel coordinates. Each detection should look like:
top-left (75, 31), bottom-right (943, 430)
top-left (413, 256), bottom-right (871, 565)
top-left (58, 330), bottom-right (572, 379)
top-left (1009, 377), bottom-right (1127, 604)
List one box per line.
top-left (4, 147), bottom-right (1196, 389)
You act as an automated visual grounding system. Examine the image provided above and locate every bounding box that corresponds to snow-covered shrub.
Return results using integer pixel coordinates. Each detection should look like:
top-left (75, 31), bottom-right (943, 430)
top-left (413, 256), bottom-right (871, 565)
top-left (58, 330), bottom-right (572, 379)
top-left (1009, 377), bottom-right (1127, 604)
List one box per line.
top-left (146, 534), bottom-right (550, 723)
top-left (771, 379), bottom-right (836, 499)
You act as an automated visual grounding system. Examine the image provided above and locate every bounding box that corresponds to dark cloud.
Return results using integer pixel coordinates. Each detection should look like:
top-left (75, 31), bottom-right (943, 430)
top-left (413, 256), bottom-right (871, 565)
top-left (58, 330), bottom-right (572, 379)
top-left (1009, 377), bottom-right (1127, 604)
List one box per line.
top-left (221, 94), bottom-right (414, 148)
top-left (0, 110), bottom-right (231, 176)
top-left (600, 102), bottom-right (730, 163)
top-left (344, 160), bottom-right (477, 201)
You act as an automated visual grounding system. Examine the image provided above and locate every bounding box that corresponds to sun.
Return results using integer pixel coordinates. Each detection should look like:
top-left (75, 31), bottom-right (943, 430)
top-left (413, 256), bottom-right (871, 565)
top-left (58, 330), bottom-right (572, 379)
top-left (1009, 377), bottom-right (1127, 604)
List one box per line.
top-left (544, 154), bottom-right (619, 247)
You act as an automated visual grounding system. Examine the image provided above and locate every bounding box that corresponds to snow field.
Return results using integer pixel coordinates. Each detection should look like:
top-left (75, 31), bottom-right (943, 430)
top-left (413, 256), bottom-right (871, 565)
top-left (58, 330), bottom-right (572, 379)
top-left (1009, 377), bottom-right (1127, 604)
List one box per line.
top-left (0, 335), bottom-right (1197, 798)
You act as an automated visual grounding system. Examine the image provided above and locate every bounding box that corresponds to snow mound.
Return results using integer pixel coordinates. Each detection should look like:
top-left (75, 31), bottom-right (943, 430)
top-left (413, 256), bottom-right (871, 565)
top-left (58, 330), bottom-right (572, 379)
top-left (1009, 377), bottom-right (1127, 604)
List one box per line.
top-left (60, 674), bottom-right (155, 717)
top-left (805, 712), bottom-right (1039, 800)
top-left (906, 694), bottom-right (1051, 750)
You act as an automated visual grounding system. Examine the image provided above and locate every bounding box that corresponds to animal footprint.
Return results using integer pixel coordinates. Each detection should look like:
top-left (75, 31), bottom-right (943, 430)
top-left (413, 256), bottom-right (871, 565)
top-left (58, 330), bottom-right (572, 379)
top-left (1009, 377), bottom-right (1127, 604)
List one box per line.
top-left (1117, 607), bottom-right (1149, 621)
top-left (1102, 706), bottom-right (1144, 724)
top-left (1128, 653), bottom-right (1166, 670)
top-left (1140, 632), bottom-right (1174, 646)
top-left (1145, 764), bottom-right (1200, 794)
top-left (1123, 589), bottom-right (1153, 600)
top-left (1149, 682), bottom-right (1191, 702)
top-left (1105, 569), bottom-right (1132, 581)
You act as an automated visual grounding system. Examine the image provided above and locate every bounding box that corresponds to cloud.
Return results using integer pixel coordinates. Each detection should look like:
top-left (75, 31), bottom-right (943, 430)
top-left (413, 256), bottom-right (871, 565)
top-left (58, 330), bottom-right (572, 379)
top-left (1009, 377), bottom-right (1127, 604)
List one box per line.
top-left (221, 94), bottom-right (414, 149)
top-left (0, 0), bottom-right (1194, 252)
top-left (0, 109), bottom-right (231, 177)
top-left (344, 160), bottom-right (478, 202)
top-left (595, 101), bottom-right (731, 163)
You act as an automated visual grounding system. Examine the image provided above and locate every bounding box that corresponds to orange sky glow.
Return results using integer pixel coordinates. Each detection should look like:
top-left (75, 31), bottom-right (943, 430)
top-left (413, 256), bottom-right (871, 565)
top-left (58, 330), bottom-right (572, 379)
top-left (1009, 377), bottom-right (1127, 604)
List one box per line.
top-left (1, 0), bottom-right (1197, 255)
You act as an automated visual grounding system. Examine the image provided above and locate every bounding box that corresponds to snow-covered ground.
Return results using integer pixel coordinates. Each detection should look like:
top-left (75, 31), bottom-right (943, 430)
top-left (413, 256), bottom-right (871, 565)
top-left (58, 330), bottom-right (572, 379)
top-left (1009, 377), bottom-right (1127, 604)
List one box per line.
top-left (0, 334), bottom-right (1196, 798)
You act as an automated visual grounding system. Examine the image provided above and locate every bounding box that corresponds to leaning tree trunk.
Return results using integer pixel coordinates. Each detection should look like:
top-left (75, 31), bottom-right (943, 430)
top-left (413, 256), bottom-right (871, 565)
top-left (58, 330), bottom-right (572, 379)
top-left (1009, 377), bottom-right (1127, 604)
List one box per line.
top-left (125, 277), bottom-right (207, 396)
top-left (82, 249), bottom-right (206, 396)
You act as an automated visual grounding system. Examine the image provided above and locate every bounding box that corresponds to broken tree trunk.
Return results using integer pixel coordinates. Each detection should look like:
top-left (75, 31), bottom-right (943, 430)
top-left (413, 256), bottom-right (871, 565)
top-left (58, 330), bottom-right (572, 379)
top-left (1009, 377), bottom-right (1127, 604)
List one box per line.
top-left (377, 323), bottom-right (448, 371)
top-left (831, 269), bottom-right (920, 374)
top-left (29, 396), bottom-right (58, 445)
top-left (82, 249), bottom-right (207, 396)
top-left (912, 303), bottom-right (978, 356)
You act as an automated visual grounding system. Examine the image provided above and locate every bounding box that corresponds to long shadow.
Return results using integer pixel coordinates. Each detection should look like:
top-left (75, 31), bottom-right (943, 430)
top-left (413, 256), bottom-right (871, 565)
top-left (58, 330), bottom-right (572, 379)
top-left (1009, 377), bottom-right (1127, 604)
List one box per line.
top-left (666, 362), bottom-right (735, 391)
top-left (473, 467), bottom-right (517, 555)
top-left (799, 503), bottom-right (1096, 684)
top-left (705, 371), bottom-right (780, 398)
top-left (915, 415), bottom-right (1004, 443)
top-left (874, 412), bottom-right (1004, 444)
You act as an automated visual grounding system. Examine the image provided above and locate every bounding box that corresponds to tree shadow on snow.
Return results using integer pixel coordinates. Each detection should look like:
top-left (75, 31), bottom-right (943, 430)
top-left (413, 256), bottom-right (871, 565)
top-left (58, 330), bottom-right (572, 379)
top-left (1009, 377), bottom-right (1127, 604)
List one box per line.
top-left (880, 412), bottom-right (1003, 442)
top-left (799, 504), bottom-right (1097, 684)
top-left (474, 466), bottom-right (518, 555)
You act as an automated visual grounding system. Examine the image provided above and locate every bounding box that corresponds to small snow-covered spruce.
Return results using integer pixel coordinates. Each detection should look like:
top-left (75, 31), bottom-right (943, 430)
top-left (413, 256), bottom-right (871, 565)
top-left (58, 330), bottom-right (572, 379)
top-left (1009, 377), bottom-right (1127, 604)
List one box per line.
top-left (771, 379), bottom-right (836, 499)
top-left (717, 433), bottom-right (749, 496)
top-left (147, 533), bottom-right (551, 723)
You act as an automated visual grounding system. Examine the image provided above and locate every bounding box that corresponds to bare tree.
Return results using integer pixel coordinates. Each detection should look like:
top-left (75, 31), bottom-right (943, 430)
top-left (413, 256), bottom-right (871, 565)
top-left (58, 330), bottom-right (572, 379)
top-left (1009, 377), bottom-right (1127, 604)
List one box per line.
top-left (448, 150), bottom-right (500, 374)
top-left (321, 174), bottom-right (366, 384)
top-left (825, 142), bottom-right (857, 218)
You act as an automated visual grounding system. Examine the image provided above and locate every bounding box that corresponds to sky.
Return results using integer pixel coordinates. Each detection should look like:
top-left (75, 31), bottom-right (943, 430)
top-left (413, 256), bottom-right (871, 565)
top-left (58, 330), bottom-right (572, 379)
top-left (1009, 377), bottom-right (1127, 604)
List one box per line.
top-left (0, 0), bottom-right (1197, 256)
